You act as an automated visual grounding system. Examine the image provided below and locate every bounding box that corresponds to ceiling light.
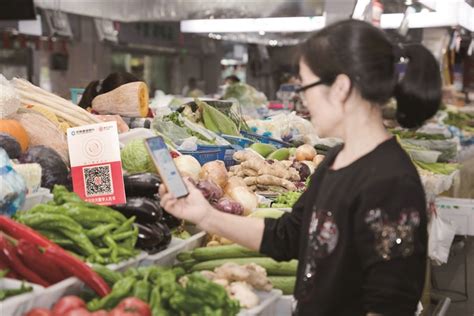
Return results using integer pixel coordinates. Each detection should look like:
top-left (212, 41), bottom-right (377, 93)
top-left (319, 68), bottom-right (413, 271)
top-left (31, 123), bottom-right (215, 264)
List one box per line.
top-left (181, 16), bottom-right (326, 33)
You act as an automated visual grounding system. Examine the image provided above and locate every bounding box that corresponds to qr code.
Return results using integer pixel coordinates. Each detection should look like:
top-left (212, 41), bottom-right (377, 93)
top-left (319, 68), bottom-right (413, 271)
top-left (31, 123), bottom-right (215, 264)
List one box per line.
top-left (83, 164), bottom-right (114, 197)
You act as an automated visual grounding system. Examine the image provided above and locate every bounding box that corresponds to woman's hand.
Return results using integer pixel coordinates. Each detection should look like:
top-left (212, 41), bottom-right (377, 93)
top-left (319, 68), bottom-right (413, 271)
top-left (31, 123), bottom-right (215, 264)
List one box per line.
top-left (159, 178), bottom-right (212, 226)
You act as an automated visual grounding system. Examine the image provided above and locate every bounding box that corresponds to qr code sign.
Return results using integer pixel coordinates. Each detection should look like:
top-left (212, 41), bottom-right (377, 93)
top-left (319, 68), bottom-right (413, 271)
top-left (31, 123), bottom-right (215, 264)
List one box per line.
top-left (83, 164), bottom-right (114, 197)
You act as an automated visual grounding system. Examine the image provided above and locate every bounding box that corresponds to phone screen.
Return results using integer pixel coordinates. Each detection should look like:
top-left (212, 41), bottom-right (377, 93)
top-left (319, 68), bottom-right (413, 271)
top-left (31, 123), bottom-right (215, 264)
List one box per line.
top-left (145, 136), bottom-right (189, 198)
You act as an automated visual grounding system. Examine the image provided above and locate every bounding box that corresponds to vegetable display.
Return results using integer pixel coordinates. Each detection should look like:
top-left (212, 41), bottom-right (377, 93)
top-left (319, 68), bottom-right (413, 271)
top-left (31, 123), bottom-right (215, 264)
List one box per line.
top-left (26, 296), bottom-right (150, 316)
top-left (13, 78), bottom-right (101, 127)
top-left (444, 111), bottom-right (474, 133)
top-left (89, 265), bottom-right (240, 315)
top-left (271, 191), bottom-right (302, 208)
top-left (14, 185), bottom-right (139, 264)
top-left (0, 216), bottom-right (110, 296)
top-left (176, 244), bottom-right (297, 297)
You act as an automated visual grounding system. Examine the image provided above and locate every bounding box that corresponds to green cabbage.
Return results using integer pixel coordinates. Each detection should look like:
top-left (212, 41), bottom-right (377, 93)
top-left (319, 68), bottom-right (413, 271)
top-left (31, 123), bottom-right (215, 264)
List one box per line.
top-left (121, 139), bottom-right (156, 174)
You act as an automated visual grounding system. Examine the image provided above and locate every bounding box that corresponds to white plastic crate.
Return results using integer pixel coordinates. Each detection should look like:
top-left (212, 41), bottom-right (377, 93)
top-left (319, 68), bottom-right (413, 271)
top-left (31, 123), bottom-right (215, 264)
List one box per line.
top-left (0, 278), bottom-right (45, 316)
top-left (105, 251), bottom-right (148, 272)
top-left (238, 290), bottom-right (283, 316)
top-left (274, 295), bottom-right (294, 316)
top-left (33, 277), bottom-right (83, 310)
top-left (435, 197), bottom-right (474, 236)
top-left (20, 188), bottom-right (52, 211)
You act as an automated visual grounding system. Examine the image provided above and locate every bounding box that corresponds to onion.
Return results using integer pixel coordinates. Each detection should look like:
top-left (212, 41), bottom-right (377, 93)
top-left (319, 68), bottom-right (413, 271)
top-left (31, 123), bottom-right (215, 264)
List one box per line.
top-left (295, 144), bottom-right (317, 161)
top-left (313, 154), bottom-right (325, 166)
top-left (225, 186), bottom-right (258, 216)
top-left (174, 155), bottom-right (201, 181)
top-left (199, 160), bottom-right (228, 188)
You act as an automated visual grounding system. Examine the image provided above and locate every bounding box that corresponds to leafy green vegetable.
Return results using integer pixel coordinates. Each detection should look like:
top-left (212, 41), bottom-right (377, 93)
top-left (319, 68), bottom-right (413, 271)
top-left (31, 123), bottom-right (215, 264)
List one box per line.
top-left (272, 191), bottom-right (302, 208)
top-left (414, 161), bottom-right (460, 175)
top-left (444, 111), bottom-right (474, 133)
top-left (391, 129), bottom-right (447, 140)
top-left (121, 139), bottom-right (156, 174)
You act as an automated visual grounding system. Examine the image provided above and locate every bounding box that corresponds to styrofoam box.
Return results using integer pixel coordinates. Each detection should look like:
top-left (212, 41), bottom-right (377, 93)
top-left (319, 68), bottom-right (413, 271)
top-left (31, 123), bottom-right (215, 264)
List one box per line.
top-left (436, 197), bottom-right (474, 236)
top-left (119, 128), bottom-right (156, 148)
top-left (274, 295), bottom-right (294, 316)
top-left (105, 251), bottom-right (148, 272)
top-left (238, 290), bottom-right (283, 316)
top-left (0, 278), bottom-right (45, 316)
top-left (33, 277), bottom-right (83, 310)
top-left (21, 188), bottom-right (52, 211)
top-left (140, 228), bottom-right (207, 267)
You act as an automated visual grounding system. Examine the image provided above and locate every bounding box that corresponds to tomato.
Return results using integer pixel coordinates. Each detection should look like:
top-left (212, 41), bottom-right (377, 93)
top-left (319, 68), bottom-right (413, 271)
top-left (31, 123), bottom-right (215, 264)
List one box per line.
top-left (25, 308), bottom-right (52, 316)
top-left (63, 308), bottom-right (91, 316)
top-left (52, 296), bottom-right (86, 316)
top-left (109, 298), bottom-right (151, 316)
top-left (90, 311), bottom-right (109, 316)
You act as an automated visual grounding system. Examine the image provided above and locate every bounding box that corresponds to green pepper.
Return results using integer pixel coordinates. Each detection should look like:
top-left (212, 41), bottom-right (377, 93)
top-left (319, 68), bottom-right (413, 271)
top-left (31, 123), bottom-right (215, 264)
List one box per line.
top-left (87, 224), bottom-right (118, 239)
top-left (17, 213), bottom-right (83, 233)
top-left (103, 235), bottom-right (119, 263)
top-left (0, 284), bottom-right (33, 301)
top-left (53, 185), bottom-right (83, 204)
top-left (185, 273), bottom-right (228, 308)
top-left (133, 279), bottom-right (151, 302)
top-left (87, 276), bottom-right (136, 311)
top-left (60, 204), bottom-right (120, 228)
top-left (149, 286), bottom-right (170, 316)
top-left (111, 230), bottom-right (135, 241)
top-left (0, 269), bottom-right (9, 278)
top-left (92, 264), bottom-right (122, 286)
top-left (97, 248), bottom-right (112, 255)
top-left (113, 216), bottom-right (136, 235)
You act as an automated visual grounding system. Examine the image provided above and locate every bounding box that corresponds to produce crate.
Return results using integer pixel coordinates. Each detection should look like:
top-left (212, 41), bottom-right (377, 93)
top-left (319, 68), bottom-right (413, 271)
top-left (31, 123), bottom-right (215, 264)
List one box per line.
top-left (179, 149), bottom-right (220, 165)
top-left (0, 278), bottom-right (45, 316)
top-left (274, 295), bottom-right (294, 316)
top-left (197, 144), bottom-right (236, 167)
top-left (240, 131), bottom-right (292, 149)
top-left (140, 229), bottom-right (207, 267)
top-left (238, 290), bottom-right (283, 316)
top-left (31, 277), bottom-right (83, 310)
top-left (221, 134), bottom-right (255, 149)
top-left (435, 197), bottom-right (474, 236)
top-left (21, 188), bottom-right (51, 211)
top-left (105, 251), bottom-right (148, 272)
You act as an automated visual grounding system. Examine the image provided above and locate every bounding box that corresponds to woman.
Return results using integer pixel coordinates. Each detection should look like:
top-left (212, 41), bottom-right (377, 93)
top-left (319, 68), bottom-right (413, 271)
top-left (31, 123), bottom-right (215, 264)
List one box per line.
top-left (160, 20), bottom-right (441, 316)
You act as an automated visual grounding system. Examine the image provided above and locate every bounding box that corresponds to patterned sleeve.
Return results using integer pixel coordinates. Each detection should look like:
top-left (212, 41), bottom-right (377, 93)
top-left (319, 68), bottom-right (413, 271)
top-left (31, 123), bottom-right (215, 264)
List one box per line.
top-left (354, 176), bottom-right (428, 315)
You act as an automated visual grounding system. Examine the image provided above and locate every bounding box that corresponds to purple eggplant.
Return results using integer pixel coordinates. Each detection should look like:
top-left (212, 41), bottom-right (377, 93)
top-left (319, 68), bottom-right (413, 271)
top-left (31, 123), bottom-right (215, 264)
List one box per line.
top-left (134, 222), bottom-right (171, 254)
top-left (123, 173), bottom-right (161, 198)
top-left (111, 197), bottom-right (162, 222)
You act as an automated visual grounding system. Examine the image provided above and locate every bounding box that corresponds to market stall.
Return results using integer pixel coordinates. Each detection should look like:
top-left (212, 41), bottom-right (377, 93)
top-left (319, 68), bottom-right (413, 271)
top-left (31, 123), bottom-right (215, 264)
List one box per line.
top-left (1, 0), bottom-right (474, 315)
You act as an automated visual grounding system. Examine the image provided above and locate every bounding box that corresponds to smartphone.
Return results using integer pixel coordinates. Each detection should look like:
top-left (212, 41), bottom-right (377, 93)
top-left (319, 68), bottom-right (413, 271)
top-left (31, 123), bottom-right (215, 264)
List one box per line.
top-left (144, 136), bottom-right (189, 199)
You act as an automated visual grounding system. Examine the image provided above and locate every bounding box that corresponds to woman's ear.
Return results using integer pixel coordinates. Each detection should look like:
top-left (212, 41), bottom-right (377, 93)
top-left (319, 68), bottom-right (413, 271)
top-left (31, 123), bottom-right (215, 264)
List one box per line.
top-left (328, 74), bottom-right (352, 106)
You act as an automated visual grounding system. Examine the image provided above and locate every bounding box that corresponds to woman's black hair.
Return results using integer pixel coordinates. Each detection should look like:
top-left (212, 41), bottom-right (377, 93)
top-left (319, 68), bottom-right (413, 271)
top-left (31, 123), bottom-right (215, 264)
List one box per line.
top-left (78, 72), bottom-right (140, 109)
top-left (300, 19), bottom-right (441, 128)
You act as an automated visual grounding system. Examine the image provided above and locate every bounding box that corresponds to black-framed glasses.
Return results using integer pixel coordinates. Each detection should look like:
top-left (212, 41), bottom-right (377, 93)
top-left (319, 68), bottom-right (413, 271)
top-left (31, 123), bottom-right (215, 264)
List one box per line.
top-left (295, 80), bottom-right (327, 93)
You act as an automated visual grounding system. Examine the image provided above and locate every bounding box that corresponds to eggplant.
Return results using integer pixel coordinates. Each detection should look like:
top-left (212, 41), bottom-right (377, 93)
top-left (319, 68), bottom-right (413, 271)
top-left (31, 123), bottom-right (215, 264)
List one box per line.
top-left (161, 210), bottom-right (182, 230)
top-left (135, 222), bottom-right (172, 254)
top-left (111, 197), bottom-right (162, 222)
top-left (123, 173), bottom-right (161, 198)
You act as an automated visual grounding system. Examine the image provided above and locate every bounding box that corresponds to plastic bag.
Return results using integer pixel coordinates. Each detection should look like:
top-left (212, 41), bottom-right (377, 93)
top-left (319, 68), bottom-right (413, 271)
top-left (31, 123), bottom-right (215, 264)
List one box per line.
top-left (428, 213), bottom-right (456, 265)
top-left (0, 148), bottom-right (27, 216)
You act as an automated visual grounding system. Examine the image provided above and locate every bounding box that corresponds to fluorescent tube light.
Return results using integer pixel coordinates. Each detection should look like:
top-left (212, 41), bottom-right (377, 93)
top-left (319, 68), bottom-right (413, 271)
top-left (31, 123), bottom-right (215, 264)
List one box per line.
top-left (181, 16), bottom-right (326, 33)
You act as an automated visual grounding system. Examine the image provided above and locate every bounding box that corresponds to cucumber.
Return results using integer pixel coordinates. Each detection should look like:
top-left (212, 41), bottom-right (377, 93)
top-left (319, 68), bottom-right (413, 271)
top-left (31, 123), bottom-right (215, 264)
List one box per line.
top-left (177, 251), bottom-right (193, 262)
top-left (190, 258), bottom-right (298, 276)
top-left (191, 245), bottom-right (264, 262)
top-left (268, 276), bottom-right (296, 295)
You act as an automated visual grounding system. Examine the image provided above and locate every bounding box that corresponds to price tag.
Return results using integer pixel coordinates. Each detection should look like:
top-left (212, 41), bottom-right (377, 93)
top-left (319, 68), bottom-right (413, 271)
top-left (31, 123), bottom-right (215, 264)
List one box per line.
top-left (67, 122), bottom-right (125, 205)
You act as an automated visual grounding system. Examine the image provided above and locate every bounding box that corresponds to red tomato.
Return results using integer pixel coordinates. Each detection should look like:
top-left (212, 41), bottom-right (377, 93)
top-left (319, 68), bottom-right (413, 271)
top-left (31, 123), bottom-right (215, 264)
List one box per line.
top-left (109, 297), bottom-right (151, 316)
top-left (63, 308), bottom-right (91, 316)
top-left (25, 308), bottom-right (52, 316)
top-left (90, 311), bottom-right (109, 316)
top-left (52, 296), bottom-right (86, 316)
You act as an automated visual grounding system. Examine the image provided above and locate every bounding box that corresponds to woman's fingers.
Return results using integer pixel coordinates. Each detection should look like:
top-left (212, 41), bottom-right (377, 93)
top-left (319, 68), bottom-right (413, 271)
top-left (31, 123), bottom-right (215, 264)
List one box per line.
top-left (160, 192), bottom-right (176, 210)
top-left (159, 183), bottom-right (168, 196)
